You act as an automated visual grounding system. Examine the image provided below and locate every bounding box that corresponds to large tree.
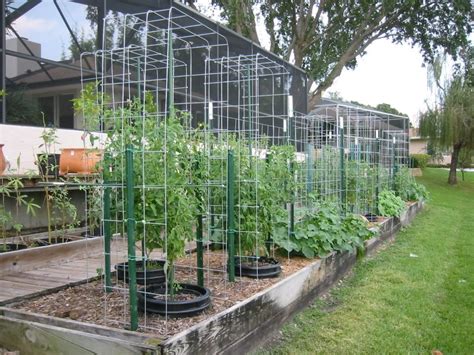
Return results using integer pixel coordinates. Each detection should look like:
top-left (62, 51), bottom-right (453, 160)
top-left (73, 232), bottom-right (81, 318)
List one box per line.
top-left (198, 0), bottom-right (471, 109)
top-left (420, 47), bottom-right (474, 185)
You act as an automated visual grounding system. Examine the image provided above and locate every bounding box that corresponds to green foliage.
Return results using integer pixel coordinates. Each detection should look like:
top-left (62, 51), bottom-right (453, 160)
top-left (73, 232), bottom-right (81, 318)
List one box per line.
top-left (210, 1), bottom-right (471, 99)
top-left (272, 200), bottom-right (373, 259)
top-left (4, 86), bottom-right (42, 126)
top-left (394, 167), bottom-right (429, 202)
top-left (420, 45), bottom-right (474, 184)
top-left (410, 154), bottom-right (430, 169)
top-left (377, 190), bottom-right (405, 217)
top-left (0, 164), bottom-right (40, 240)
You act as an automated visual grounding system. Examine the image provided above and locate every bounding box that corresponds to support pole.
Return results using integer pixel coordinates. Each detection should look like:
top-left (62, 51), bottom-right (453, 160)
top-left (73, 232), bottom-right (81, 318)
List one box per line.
top-left (289, 161), bottom-right (295, 238)
top-left (103, 183), bottom-right (112, 293)
top-left (375, 133), bottom-right (380, 213)
top-left (196, 214), bottom-right (204, 287)
top-left (392, 138), bottom-right (398, 190)
top-left (306, 143), bottom-right (314, 194)
top-left (339, 119), bottom-right (346, 212)
top-left (227, 149), bottom-right (235, 282)
top-left (0, 0), bottom-right (6, 123)
top-left (125, 145), bottom-right (138, 331)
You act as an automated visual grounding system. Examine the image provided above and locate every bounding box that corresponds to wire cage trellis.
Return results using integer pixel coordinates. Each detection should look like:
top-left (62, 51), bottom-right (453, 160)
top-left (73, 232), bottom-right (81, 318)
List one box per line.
top-left (75, 8), bottom-right (410, 336)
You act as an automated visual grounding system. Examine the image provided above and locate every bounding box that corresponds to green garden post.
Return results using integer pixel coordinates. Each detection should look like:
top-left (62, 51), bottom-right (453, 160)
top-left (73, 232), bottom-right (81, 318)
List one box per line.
top-left (339, 118), bottom-right (346, 212)
top-left (392, 137), bottom-right (398, 190)
top-left (306, 143), bottom-right (314, 194)
top-left (103, 183), bottom-right (112, 293)
top-left (196, 214), bottom-right (204, 287)
top-left (290, 161), bottom-right (295, 238)
top-left (227, 149), bottom-right (235, 282)
top-left (375, 131), bottom-right (380, 212)
top-left (125, 144), bottom-right (138, 331)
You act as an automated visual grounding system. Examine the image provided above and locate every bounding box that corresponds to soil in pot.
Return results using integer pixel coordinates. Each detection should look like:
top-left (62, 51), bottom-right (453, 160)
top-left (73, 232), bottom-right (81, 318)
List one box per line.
top-left (37, 153), bottom-right (60, 177)
top-left (0, 243), bottom-right (28, 253)
top-left (115, 259), bottom-right (166, 285)
top-left (364, 213), bottom-right (379, 223)
top-left (235, 256), bottom-right (282, 278)
top-left (138, 283), bottom-right (211, 317)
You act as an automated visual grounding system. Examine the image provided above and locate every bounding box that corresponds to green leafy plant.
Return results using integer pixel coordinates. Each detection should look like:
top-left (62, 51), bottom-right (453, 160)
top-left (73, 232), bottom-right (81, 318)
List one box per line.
top-left (377, 190), bottom-right (405, 217)
top-left (394, 167), bottom-right (429, 202)
top-left (0, 157), bottom-right (40, 247)
top-left (272, 199), bottom-right (373, 259)
top-left (410, 154), bottom-right (430, 169)
top-left (37, 115), bottom-right (59, 243)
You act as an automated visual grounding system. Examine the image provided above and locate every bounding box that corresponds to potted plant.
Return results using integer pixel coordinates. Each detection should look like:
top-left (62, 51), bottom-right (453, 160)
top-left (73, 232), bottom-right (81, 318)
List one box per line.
top-left (59, 84), bottom-right (103, 176)
top-left (233, 142), bottom-right (295, 278)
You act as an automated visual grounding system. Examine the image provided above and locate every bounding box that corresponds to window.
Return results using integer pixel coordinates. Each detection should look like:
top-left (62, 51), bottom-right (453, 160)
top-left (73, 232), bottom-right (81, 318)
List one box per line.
top-left (37, 96), bottom-right (55, 126)
top-left (35, 94), bottom-right (75, 129)
top-left (58, 94), bottom-right (74, 129)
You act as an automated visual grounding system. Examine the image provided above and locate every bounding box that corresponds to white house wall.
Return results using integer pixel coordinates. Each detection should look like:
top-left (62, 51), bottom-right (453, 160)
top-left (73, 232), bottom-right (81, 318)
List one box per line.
top-left (0, 124), bottom-right (100, 174)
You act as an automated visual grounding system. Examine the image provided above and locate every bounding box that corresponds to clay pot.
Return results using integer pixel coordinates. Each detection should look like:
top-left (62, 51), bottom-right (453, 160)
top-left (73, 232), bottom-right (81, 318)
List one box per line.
top-left (59, 148), bottom-right (103, 175)
top-left (0, 144), bottom-right (6, 175)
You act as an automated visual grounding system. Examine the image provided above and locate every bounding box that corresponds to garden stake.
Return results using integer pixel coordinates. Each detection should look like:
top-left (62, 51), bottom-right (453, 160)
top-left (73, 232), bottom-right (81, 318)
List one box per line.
top-left (197, 214), bottom-right (204, 287)
top-left (227, 149), bottom-right (235, 282)
top-left (339, 117), bottom-right (346, 213)
top-left (306, 143), bottom-right (314, 194)
top-left (103, 183), bottom-right (112, 292)
top-left (125, 145), bottom-right (138, 331)
top-left (290, 160), bottom-right (295, 238)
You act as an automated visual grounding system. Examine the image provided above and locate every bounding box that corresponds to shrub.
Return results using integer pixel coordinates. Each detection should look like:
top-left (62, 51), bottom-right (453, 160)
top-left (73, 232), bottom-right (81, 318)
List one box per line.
top-left (377, 190), bottom-right (405, 217)
top-left (394, 167), bottom-right (429, 201)
top-left (410, 154), bottom-right (430, 169)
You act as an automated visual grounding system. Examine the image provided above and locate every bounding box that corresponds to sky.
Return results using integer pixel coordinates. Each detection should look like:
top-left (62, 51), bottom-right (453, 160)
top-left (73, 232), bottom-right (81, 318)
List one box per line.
top-left (9, 1), bottom-right (435, 126)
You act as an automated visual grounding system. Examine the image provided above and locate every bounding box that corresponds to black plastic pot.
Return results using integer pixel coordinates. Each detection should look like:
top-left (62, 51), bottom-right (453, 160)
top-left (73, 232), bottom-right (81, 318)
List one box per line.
top-left (37, 154), bottom-right (60, 178)
top-left (234, 256), bottom-right (281, 278)
top-left (138, 283), bottom-right (211, 317)
top-left (115, 260), bottom-right (166, 285)
top-left (81, 226), bottom-right (102, 238)
top-left (0, 243), bottom-right (27, 253)
top-left (37, 237), bottom-right (73, 246)
top-left (364, 213), bottom-right (378, 223)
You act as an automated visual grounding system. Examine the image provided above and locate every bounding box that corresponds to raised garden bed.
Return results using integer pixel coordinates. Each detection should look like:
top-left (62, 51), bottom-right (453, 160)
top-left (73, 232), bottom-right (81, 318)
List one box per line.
top-left (0, 201), bottom-right (424, 354)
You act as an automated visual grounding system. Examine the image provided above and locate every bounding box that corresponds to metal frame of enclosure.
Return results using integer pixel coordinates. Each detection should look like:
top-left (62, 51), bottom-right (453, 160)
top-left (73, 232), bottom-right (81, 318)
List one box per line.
top-left (0, 0), bottom-right (307, 126)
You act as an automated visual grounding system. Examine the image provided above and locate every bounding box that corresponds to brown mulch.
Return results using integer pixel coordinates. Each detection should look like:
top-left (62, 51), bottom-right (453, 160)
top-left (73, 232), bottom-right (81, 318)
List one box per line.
top-left (13, 251), bottom-right (314, 338)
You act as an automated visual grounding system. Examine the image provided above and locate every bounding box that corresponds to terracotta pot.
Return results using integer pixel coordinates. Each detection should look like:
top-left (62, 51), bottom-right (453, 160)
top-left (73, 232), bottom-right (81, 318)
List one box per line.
top-left (0, 144), bottom-right (6, 175)
top-left (59, 148), bottom-right (103, 175)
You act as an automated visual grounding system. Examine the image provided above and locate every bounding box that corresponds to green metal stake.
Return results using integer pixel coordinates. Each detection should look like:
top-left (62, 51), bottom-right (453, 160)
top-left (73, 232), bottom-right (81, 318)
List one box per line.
top-left (227, 150), bottom-right (235, 282)
top-left (125, 145), bottom-right (138, 331)
top-left (392, 139), bottom-right (398, 190)
top-left (306, 143), bottom-right (314, 194)
top-left (196, 214), bottom-right (204, 287)
top-left (339, 121), bottom-right (346, 213)
top-left (104, 183), bottom-right (112, 293)
top-left (290, 161), bottom-right (295, 238)
top-left (375, 135), bottom-right (380, 213)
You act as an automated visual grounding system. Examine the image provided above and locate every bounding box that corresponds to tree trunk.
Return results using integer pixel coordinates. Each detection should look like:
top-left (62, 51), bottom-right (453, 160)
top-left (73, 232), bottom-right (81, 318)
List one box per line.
top-left (448, 143), bottom-right (462, 185)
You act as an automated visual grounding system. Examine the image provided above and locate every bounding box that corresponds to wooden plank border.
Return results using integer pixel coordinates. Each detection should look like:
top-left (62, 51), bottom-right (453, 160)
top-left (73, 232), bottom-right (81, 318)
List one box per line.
top-left (0, 237), bottom-right (103, 276)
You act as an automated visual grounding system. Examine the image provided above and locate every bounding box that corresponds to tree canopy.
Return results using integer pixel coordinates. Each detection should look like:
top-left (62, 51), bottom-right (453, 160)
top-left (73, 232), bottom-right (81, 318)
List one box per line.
top-left (419, 46), bottom-right (474, 184)
top-left (198, 0), bottom-right (472, 108)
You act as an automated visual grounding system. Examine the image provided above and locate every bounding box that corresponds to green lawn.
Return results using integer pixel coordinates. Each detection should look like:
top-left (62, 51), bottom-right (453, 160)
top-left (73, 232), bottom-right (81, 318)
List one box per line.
top-left (263, 169), bottom-right (474, 354)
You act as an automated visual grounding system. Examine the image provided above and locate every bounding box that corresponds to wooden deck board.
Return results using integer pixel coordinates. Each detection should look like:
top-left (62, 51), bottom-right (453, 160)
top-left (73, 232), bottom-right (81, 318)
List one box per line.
top-left (0, 239), bottom-right (195, 304)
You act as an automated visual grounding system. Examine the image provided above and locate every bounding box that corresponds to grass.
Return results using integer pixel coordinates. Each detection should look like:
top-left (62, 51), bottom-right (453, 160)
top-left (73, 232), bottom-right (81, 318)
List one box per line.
top-left (262, 168), bottom-right (474, 354)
